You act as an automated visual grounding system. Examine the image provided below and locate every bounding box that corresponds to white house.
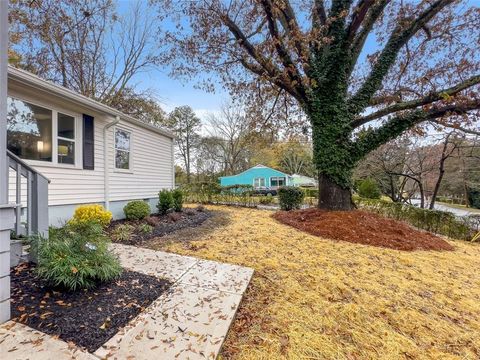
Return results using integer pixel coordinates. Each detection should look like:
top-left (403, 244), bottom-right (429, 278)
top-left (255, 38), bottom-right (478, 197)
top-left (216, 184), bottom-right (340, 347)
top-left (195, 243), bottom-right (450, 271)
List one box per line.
top-left (6, 66), bottom-right (175, 227)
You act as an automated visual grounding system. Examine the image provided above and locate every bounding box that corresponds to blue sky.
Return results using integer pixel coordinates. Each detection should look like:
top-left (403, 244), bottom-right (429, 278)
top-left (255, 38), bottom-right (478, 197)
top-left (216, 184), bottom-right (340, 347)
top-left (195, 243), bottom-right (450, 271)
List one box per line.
top-left (117, 0), bottom-right (228, 119)
top-left (116, 0), bottom-right (477, 123)
top-left (116, 0), bottom-right (381, 121)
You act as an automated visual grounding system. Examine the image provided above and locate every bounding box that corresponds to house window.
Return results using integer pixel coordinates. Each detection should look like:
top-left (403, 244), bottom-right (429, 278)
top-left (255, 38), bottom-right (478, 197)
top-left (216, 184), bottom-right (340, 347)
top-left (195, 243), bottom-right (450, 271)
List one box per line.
top-left (115, 129), bottom-right (131, 169)
top-left (7, 97), bottom-right (53, 162)
top-left (271, 176), bottom-right (286, 187)
top-left (7, 96), bottom-right (79, 166)
top-left (253, 177), bottom-right (265, 188)
top-left (57, 113), bottom-right (75, 164)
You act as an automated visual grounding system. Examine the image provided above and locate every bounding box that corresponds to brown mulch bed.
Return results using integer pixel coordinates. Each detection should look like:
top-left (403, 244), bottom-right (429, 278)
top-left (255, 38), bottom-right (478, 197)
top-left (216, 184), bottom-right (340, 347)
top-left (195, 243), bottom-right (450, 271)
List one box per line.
top-left (108, 208), bottom-right (213, 245)
top-left (273, 208), bottom-right (454, 251)
top-left (11, 263), bottom-right (171, 352)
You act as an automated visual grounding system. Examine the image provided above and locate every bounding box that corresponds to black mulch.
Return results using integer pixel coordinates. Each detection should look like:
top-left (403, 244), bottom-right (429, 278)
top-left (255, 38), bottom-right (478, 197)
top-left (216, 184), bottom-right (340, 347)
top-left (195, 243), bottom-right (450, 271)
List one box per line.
top-left (10, 263), bottom-right (171, 353)
top-left (109, 209), bottom-right (213, 245)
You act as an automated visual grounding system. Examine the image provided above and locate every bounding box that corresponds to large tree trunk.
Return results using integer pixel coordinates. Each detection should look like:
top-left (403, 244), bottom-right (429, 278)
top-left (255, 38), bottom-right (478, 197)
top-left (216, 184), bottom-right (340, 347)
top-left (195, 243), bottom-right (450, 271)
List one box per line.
top-left (318, 173), bottom-right (354, 210)
top-left (310, 106), bottom-right (356, 211)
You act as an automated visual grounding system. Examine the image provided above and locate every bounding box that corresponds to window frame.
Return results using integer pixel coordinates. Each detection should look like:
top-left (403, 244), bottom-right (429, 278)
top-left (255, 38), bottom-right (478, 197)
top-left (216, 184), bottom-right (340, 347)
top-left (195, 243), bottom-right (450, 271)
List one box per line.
top-left (56, 112), bottom-right (76, 165)
top-left (253, 177), bottom-right (265, 188)
top-left (6, 95), bottom-right (82, 169)
top-left (270, 176), bottom-right (286, 187)
top-left (113, 126), bottom-right (133, 173)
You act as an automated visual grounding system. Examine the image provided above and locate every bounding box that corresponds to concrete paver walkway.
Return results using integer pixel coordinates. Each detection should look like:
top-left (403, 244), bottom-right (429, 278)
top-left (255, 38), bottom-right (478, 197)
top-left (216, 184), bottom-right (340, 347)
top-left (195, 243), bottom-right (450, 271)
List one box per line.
top-left (0, 244), bottom-right (253, 360)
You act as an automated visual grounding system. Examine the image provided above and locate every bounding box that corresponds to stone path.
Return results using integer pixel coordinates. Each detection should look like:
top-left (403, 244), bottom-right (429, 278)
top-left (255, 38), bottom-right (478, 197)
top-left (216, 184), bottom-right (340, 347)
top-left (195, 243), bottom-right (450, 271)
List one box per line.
top-left (0, 244), bottom-right (254, 360)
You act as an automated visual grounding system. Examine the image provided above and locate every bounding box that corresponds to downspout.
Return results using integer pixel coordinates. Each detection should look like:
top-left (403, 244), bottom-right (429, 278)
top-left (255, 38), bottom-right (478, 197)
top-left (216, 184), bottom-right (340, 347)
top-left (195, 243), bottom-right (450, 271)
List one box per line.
top-left (103, 116), bottom-right (120, 211)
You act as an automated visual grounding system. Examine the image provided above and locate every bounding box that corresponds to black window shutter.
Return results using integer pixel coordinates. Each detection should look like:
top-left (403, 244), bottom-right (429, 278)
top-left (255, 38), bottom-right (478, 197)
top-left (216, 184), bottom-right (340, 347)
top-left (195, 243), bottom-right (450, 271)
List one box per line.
top-left (83, 114), bottom-right (95, 170)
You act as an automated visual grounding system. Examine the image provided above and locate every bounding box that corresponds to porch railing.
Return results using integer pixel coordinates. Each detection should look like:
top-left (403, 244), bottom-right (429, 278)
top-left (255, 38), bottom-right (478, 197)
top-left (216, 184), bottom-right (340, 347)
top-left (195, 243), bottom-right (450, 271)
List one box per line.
top-left (7, 150), bottom-right (49, 238)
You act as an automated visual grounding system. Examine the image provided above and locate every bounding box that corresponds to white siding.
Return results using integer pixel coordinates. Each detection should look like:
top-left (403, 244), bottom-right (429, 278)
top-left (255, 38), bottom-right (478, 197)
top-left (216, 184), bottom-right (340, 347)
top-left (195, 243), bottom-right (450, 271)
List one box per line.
top-left (108, 120), bottom-right (173, 202)
top-left (7, 81), bottom-right (173, 208)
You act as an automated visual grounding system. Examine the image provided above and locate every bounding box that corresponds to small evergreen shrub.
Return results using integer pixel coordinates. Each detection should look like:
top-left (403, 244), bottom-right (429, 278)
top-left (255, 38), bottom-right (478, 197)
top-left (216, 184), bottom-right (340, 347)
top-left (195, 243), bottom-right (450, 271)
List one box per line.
top-left (172, 189), bottom-right (184, 212)
top-left (112, 224), bottom-right (135, 241)
top-left (467, 187), bottom-right (480, 209)
top-left (357, 178), bottom-right (381, 199)
top-left (69, 204), bottom-right (112, 227)
top-left (278, 186), bottom-right (304, 211)
top-left (123, 200), bottom-right (150, 220)
top-left (30, 221), bottom-right (122, 291)
top-left (157, 189), bottom-right (173, 215)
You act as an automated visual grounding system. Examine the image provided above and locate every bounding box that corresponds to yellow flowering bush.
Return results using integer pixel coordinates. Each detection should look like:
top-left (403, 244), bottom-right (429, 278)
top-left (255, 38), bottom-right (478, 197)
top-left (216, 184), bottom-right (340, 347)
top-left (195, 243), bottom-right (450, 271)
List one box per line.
top-left (69, 204), bottom-right (112, 227)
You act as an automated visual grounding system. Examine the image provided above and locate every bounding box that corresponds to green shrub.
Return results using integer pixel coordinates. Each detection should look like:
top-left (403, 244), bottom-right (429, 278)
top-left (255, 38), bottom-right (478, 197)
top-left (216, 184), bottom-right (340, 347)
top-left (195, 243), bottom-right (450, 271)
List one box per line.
top-left (302, 188), bottom-right (319, 198)
top-left (278, 186), bottom-right (305, 211)
top-left (30, 221), bottom-right (122, 291)
top-left (467, 187), bottom-right (480, 209)
top-left (172, 189), bottom-right (184, 212)
top-left (355, 197), bottom-right (474, 240)
top-left (158, 189), bottom-right (173, 215)
top-left (137, 223), bottom-right (154, 235)
top-left (259, 196), bottom-right (274, 205)
top-left (357, 178), bottom-right (381, 199)
top-left (112, 224), bottom-right (135, 241)
top-left (221, 184), bottom-right (254, 194)
top-left (123, 200), bottom-right (151, 220)
top-left (181, 182), bottom-right (221, 203)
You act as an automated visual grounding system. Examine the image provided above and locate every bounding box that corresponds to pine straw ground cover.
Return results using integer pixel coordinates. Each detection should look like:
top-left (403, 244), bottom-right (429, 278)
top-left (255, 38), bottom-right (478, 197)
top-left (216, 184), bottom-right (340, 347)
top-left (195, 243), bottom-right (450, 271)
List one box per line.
top-left (273, 208), bottom-right (454, 251)
top-left (146, 205), bottom-right (480, 359)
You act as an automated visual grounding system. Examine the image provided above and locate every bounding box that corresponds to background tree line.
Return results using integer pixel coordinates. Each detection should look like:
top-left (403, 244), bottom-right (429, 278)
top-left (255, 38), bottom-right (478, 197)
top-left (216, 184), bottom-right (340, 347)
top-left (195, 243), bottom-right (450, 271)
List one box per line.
top-left (167, 103), bottom-right (316, 185)
top-left (8, 0), bottom-right (480, 209)
top-left (354, 131), bottom-right (480, 209)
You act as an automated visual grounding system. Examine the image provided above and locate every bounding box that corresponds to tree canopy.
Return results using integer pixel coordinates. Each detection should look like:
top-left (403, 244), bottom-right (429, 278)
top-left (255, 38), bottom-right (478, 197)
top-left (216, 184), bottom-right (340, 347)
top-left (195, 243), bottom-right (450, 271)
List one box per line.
top-left (154, 0), bottom-right (480, 209)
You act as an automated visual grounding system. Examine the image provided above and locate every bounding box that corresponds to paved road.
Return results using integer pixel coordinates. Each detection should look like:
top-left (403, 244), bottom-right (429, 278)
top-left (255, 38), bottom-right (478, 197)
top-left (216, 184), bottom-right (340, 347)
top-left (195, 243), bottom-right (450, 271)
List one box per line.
top-left (410, 199), bottom-right (478, 217)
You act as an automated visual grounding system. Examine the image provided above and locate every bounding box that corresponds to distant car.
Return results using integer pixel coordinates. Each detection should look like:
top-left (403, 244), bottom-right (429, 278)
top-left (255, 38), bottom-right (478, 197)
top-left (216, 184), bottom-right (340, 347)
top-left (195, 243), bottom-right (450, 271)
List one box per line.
top-left (253, 187), bottom-right (277, 196)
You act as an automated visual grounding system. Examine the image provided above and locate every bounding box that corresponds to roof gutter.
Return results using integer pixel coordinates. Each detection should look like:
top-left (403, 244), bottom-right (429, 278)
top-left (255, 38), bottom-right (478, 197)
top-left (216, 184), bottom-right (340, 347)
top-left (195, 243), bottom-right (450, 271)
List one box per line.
top-left (104, 117), bottom-right (120, 211)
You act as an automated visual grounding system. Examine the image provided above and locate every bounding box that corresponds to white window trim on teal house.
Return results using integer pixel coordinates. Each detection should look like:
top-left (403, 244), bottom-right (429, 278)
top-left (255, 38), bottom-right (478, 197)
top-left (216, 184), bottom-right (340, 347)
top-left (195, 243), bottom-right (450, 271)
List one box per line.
top-left (253, 177), bottom-right (265, 188)
top-left (270, 176), bottom-right (286, 187)
top-left (7, 95), bottom-right (83, 169)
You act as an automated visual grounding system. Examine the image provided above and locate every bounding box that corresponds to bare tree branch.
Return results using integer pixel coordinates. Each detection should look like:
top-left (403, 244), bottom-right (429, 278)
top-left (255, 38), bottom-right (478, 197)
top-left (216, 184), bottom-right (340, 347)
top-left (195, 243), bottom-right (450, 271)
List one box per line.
top-left (429, 120), bottom-right (480, 136)
top-left (312, 0), bottom-right (327, 27)
top-left (349, 0), bottom-right (391, 69)
top-left (348, 0), bottom-right (455, 114)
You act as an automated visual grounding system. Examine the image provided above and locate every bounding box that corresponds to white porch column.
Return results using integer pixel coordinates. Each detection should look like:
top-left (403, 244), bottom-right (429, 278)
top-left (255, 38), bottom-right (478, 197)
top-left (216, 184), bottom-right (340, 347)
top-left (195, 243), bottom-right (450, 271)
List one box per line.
top-left (0, 0), bottom-right (14, 324)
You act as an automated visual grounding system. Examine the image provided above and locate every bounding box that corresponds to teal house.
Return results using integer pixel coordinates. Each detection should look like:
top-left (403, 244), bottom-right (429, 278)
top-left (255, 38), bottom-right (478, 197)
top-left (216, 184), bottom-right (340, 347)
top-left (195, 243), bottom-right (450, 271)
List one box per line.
top-left (219, 164), bottom-right (291, 188)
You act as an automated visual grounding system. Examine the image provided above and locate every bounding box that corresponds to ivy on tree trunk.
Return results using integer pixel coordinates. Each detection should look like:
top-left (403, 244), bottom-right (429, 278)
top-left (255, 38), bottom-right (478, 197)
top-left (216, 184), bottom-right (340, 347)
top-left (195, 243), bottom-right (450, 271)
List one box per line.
top-left (155, 0), bottom-right (480, 210)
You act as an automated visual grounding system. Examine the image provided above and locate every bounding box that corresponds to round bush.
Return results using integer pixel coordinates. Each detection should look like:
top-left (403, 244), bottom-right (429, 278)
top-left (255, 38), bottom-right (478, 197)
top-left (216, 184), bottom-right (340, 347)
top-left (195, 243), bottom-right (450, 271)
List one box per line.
top-left (357, 178), bottom-right (381, 199)
top-left (278, 186), bottom-right (304, 211)
top-left (69, 204), bottom-right (112, 227)
top-left (123, 200), bottom-right (151, 220)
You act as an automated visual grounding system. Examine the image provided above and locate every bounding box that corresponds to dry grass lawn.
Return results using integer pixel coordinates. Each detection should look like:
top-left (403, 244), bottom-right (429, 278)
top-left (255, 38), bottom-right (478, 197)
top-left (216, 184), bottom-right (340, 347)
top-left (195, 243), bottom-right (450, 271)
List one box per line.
top-left (147, 205), bottom-right (480, 360)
